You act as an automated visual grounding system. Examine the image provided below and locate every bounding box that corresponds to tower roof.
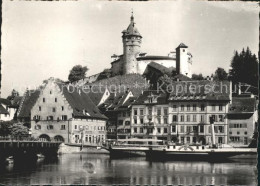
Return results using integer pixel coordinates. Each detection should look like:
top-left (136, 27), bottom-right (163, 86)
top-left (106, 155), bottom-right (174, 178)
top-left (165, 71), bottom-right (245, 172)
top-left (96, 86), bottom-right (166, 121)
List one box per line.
top-left (176, 43), bottom-right (188, 49)
top-left (123, 11), bottom-right (142, 38)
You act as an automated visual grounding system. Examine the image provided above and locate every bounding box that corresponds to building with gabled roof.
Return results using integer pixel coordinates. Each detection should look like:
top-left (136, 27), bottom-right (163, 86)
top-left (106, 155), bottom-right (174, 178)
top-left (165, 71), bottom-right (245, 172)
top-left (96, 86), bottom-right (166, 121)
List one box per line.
top-left (18, 78), bottom-right (107, 145)
top-left (227, 95), bottom-right (258, 147)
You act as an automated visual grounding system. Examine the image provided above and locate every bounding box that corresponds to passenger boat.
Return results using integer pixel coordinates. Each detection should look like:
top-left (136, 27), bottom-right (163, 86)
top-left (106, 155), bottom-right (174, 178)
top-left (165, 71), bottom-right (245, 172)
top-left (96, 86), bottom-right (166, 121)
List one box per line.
top-left (108, 138), bottom-right (164, 157)
top-left (146, 143), bottom-right (257, 160)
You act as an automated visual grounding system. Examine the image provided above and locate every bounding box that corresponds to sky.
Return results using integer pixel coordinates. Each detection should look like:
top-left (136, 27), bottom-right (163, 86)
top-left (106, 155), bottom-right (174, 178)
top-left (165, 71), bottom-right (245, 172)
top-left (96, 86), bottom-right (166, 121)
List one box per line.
top-left (1, 0), bottom-right (259, 97)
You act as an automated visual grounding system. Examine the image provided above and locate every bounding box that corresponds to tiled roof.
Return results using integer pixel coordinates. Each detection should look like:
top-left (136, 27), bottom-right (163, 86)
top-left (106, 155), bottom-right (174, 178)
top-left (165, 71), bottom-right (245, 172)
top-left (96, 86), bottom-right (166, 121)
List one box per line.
top-left (145, 62), bottom-right (176, 76)
top-left (168, 80), bottom-right (231, 101)
top-left (172, 74), bottom-right (192, 81)
top-left (176, 43), bottom-right (188, 49)
top-left (17, 90), bottom-right (41, 118)
top-left (57, 84), bottom-right (108, 120)
top-left (0, 105), bottom-right (9, 115)
top-left (123, 15), bottom-right (142, 37)
top-left (133, 90), bottom-right (168, 105)
top-left (229, 97), bottom-right (256, 113)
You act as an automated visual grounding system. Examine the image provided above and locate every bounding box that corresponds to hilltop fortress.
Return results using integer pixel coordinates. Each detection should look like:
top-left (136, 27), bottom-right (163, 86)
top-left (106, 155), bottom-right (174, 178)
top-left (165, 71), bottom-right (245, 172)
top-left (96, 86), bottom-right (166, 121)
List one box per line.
top-left (111, 13), bottom-right (192, 77)
top-left (75, 12), bottom-right (193, 85)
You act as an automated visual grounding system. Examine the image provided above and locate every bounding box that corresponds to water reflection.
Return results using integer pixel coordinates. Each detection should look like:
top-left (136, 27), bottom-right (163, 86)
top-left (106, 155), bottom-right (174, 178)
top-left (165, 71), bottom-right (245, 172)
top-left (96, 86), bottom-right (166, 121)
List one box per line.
top-left (0, 153), bottom-right (257, 185)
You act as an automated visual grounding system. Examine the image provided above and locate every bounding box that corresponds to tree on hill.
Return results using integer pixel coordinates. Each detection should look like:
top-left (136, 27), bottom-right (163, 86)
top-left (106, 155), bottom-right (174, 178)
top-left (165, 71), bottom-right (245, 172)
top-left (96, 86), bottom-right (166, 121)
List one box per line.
top-left (191, 73), bottom-right (204, 80)
top-left (97, 68), bottom-right (112, 81)
top-left (213, 67), bottom-right (228, 81)
top-left (68, 65), bottom-right (89, 82)
top-left (229, 47), bottom-right (258, 88)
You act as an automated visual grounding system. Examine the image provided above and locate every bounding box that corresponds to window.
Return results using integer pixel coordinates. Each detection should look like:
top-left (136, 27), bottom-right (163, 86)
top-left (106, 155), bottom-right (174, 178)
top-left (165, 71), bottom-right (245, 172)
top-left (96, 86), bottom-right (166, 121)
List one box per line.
top-left (212, 105), bottom-right (216, 111)
top-left (61, 106), bottom-right (64, 111)
top-left (148, 108), bottom-right (152, 116)
top-left (181, 105), bottom-right (184, 111)
top-left (157, 128), bottom-right (161, 133)
top-left (55, 98), bottom-right (57, 102)
top-left (229, 131), bottom-right (232, 134)
top-left (39, 106), bottom-right (41, 111)
top-left (140, 109), bottom-right (144, 116)
top-left (127, 112), bottom-right (131, 117)
top-left (50, 91), bottom-right (52, 94)
top-left (163, 108), bottom-right (168, 115)
top-left (219, 105), bottom-right (223, 111)
top-left (180, 126), bottom-right (184, 133)
top-left (52, 108), bottom-right (56, 112)
top-left (75, 125), bottom-right (77, 130)
top-left (118, 120), bottom-right (123, 125)
top-left (164, 128), bottom-right (168, 133)
top-left (140, 118), bottom-right (144, 124)
top-left (193, 115), bottom-right (197, 122)
top-left (193, 126), bottom-right (198, 132)
top-left (35, 125), bottom-right (41, 130)
top-left (164, 117), bottom-right (168, 124)
top-left (187, 105), bottom-right (190, 111)
top-left (123, 112), bottom-right (126, 117)
top-left (61, 125), bottom-right (66, 130)
top-left (172, 125), bottom-right (176, 132)
top-left (180, 115), bottom-right (184, 122)
top-left (134, 119), bottom-right (137, 124)
top-left (125, 121), bottom-right (130, 125)
top-left (219, 115), bottom-right (224, 122)
top-left (186, 115), bottom-right (190, 122)
top-left (172, 115), bottom-right (178, 122)
top-left (134, 128), bottom-right (137, 133)
top-left (200, 125), bottom-right (204, 133)
top-left (134, 109), bottom-right (137, 115)
top-left (157, 108), bottom-right (161, 116)
top-left (186, 126), bottom-right (191, 133)
top-left (187, 137), bottom-right (190, 143)
top-left (244, 131), bottom-right (247, 135)
top-left (219, 126), bottom-right (224, 133)
top-left (43, 98), bottom-right (45, 102)
top-left (140, 128), bottom-right (143, 133)
top-left (172, 105), bottom-right (177, 111)
top-left (200, 104), bottom-right (205, 111)
top-left (157, 118), bottom-right (161, 124)
top-left (237, 131), bottom-right (240, 135)
top-left (200, 115), bottom-right (204, 122)
top-left (47, 116), bottom-right (53, 121)
top-left (193, 104), bottom-right (197, 111)
top-left (47, 125), bottom-right (53, 130)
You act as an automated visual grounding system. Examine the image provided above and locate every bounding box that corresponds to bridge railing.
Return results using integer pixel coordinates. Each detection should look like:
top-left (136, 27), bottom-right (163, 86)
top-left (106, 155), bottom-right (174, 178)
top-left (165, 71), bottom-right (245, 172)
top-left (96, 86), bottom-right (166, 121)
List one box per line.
top-left (0, 136), bottom-right (63, 143)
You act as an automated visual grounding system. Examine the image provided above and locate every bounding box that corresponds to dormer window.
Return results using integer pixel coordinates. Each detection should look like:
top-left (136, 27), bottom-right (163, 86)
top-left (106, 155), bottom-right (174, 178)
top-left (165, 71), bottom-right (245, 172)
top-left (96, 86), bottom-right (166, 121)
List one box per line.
top-left (43, 98), bottom-right (45, 102)
top-left (50, 91), bottom-right (52, 94)
top-left (55, 98), bottom-right (57, 102)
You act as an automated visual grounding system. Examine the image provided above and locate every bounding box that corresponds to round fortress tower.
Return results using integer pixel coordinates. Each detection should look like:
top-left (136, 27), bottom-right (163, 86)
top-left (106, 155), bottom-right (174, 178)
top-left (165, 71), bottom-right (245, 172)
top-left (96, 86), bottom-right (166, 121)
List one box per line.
top-left (122, 12), bottom-right (142, 74)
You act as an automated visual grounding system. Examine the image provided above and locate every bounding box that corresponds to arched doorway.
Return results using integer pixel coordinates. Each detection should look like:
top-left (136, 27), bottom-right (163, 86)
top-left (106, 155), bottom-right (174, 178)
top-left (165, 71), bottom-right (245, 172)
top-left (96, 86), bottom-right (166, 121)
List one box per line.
top-left (39, 134), bottom-right (51, 141)
top-left (54, 135), bottom-right (65, 142)
top-left (199, 137), bottom-right (206, 145)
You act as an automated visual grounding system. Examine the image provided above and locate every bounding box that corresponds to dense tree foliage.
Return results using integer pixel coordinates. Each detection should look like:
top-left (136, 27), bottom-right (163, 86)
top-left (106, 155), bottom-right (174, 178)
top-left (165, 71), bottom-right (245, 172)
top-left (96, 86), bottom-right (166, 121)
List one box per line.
top-left (191, 73), bottom-right (204, 80)
top-left (97, 68), bottom-right (112, 81)
top-left (229, 47), bottom-right (258, 87)
top-left (68, 65), bottom-right (89, 82)
top-left (213, 67), bottom-right (228, 81)
top-left (0, 121), bottom-right (29, 139)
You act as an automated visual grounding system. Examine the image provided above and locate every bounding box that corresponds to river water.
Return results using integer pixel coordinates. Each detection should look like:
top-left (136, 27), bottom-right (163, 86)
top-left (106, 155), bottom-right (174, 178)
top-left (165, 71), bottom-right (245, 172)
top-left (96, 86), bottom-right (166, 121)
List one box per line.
top-left (0, 153), bottom-right (257, 185)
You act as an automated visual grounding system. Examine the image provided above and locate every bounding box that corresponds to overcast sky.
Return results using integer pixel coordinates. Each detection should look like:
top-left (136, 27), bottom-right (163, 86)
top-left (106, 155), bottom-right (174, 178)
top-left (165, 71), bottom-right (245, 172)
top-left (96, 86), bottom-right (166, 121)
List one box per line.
top-left (1, 0), bottom-right (258, 97)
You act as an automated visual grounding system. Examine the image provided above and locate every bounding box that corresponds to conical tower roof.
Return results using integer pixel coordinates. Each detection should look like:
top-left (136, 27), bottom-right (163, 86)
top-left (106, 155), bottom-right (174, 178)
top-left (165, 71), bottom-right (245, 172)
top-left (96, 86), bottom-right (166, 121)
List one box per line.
top-left (122, 12), bottom-right (142, 38)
